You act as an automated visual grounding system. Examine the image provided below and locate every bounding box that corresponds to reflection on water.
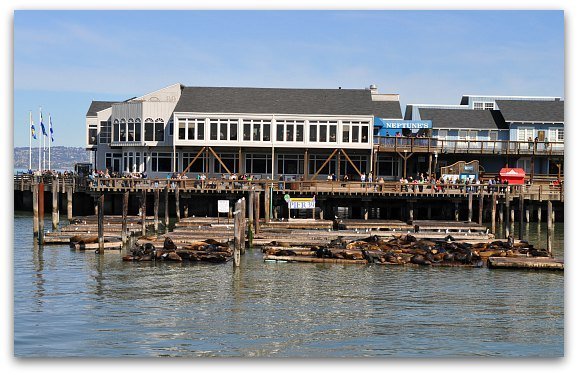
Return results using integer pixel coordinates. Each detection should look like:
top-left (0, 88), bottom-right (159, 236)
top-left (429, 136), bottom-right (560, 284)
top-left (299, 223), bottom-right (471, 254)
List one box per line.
top-left (13, 212), bottom-right (564, 357)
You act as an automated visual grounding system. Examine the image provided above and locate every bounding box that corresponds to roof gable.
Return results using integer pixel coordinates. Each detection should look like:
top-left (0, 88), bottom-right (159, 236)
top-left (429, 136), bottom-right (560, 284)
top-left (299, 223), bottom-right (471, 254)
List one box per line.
top-left (496, 99), bottom-right (564, 123)
top-left (86, 101), bottom-right (116, 117)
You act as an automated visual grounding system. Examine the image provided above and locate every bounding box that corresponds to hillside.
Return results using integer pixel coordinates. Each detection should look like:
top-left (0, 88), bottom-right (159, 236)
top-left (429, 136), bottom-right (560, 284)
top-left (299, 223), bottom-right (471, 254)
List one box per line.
top-left (14, 146), bottom-right (90, 171)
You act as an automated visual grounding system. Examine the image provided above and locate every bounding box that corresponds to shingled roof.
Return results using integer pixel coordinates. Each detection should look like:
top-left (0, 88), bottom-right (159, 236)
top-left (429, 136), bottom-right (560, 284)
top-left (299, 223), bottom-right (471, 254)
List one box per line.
top-left (418, 108), bottom-right (506, 130)
top-left (86, 101), bottom-right (117, 117)
top-left (371, 100), bottom-right (403, 119)
top-left (174, 86), bottom-right (376, 116)
top-left (496, 99), bottom-right (564, 123)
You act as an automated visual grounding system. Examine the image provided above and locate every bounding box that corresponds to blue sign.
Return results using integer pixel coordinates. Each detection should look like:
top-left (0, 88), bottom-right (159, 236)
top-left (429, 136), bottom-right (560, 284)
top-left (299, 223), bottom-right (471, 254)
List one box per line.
top-left (375, 119), bottom-right (432, 129)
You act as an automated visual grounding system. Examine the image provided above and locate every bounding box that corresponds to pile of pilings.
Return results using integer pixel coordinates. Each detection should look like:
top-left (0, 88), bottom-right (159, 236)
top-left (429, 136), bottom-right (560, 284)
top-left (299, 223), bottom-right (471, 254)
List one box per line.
top-left (263, 234), bottom-right (552, 267)
top-left (123, 236), bottom-right (232, 263)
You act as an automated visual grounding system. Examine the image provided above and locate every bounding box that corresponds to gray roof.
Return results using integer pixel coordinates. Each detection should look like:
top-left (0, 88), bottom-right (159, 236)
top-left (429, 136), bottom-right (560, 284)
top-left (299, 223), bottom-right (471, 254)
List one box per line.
top-left (404, 105), bottom-right (413, 120)
top-left (419, 108), bottom-right (506, 130)
top-left (371, 100), bottom-right (402, 119)
top-left (496, 99), bottom-right (564, 123)
top-left (86, 101), bottom-right (116, 117)
top-left (174, 86), bottom-right (376, 116)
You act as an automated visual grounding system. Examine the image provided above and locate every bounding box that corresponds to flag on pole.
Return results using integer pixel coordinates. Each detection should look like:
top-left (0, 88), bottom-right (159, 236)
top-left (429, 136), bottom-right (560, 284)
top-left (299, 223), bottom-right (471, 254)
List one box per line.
top-left (49, 115), bottom-right (54, 142)
top-left (40, 112), bottom-right (47, 136)
top-left (31, 118), bottom-right (36, 139)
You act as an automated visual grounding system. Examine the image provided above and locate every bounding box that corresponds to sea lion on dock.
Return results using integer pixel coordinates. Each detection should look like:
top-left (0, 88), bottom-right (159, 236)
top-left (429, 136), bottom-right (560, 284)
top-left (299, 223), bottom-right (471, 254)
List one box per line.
top-left (163, 237), bottom-right (177, 250)
top-left (410, 254), bottom-right (431, 266)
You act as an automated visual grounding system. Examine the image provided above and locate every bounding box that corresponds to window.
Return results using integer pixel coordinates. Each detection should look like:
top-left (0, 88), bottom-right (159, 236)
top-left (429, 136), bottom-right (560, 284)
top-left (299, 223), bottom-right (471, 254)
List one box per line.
top-left (437, 130), bottom-right (448, 139)
top-left (309, 154), bottom-right (336, 175)
top-left (329, 125), bottom-right (337, 142)
top-left (277, 154), bottom-right (304, 175)
top-left (243, 123), bottom-right (251, 141)
top-left (338, 155), bottom-right (367, 177)
top-left (319, 124), bottom-right (327, 142)
top-left (263, 123), bottom-right (270, 141)
top-left (209, 119), bottom-right (237, 141)
top-left (187, 120), bottom-right (195, 140)
top-left (113, 119), bottom-right (120, 142)
top-left (135, 118), bottom-right (141, 141)
top-left (361, 126), bottom-right (369, 143)
top-left (182, 152), bottom-right (206, 173)
top-left (276, 120), bottom-right (304, 142)
top-left (145, 118), bottom-right (154, 141)
top-left (473, 102), bottom-right (484, 110)
top-left (154, 118), bottom-right (164, 142)
top-left (352, 125), bottom-right (359, 142)
top-left (343, 124), bottom-right (350, 142)
top-left (557, 128), bottom-right (564, 141)
top-left (469, 131), bottom-right (478, 140)
top-left (99, 120), bottom-right (111, 144)
top-left (309, 123), bottom-right (317, 142)
top-left (484, 102), bottom-right (494, 110)
top-left (213, 153), bottom-right (238, 174)
top-left (179, 119), bottom-right (186, 140)
top-left (276, 123), bottom-right (284, 142)
top-left (253, 123), bottom-right (261, 141)
top-left (342, 121), bottom-right (370, 143)
top-left (517, 158), bottom-right (532, 174)
top-left (242, 119), bottom-right (271, 142)
top-left (88, 125), bottom-right (97, 145)
top-left (127, 119), bottom-right (135, 141)
top-left (245, 153), bottom-right (272, 174)
top-left (296, 123), bottom-right (303, 142)
top-left (123, 151), bottom-right (142, 172)
top-left (458, 130), bottom-right (468, 140)
top-left (376, 155), bottom-right (399, 177)
top-left (518, 127), bottom-right (533, 142)
top-left (105, 152), bottom-right (122, 173)
top-left (120, 119), bottom-right (126, 142)
top-left (151, 152), bottom-right (172, 172)
top-left (489, 131), bottom-right (498, 141)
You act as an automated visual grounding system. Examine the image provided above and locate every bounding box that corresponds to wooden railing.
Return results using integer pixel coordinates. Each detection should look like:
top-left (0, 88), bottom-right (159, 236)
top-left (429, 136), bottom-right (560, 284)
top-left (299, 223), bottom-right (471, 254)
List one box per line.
top-left (374, 136), bottom-right (564, 155)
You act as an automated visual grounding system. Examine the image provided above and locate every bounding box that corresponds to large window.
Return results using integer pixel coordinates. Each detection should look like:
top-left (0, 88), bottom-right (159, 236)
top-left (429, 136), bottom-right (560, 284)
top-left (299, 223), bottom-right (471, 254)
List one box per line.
top-left (113, 119), bottom-right (120, 142)
top-left (242, 120), bottom-right (271, 142)
top-left (123, 151), bottom-right (142, 173)
top-left (342, 121), bottom-right (370, 143)
top-left (155, 118), bottom-right (165, 142)
top-left (145, 118), bottom-right (154, 141)
top-left (135, 118), bottom-right (141, 141)
top-left (518, 127), bottom-right (534, 142)
top-left (105, 152), bottom-right (122, 173)
top-left (245, 153), bottom-right (272, 174)
top-left (151, 152), bottom-right (172, 172)
top-left (277, 154), bottom-right (304, 175)
top-left (213, 153), bottom-right (238, 174)
top-left (99, 120), bottom-right (111, 144)
top-left (88, 125), bottom-right (97, 145)
top-left (127, 119), bottom-right (135, 141)
top-left (119, 119), bottom-right (127, 142)
top-left (308, 154), bottom-right (336, 175)
top-left (178, 118), bottom-right (205, 140)
top-left (182, 151), bottom-right (206, 173)
top-left (209, 119), bottom-right (238, 141)
top-left (376, 155), bottom-right (399, 178)
top-left (276, 120), bottom-right (305, 142)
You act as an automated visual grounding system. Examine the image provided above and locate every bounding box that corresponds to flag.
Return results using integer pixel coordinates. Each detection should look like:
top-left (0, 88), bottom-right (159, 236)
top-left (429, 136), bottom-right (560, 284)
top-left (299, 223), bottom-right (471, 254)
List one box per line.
top-left (30, 113), bottom-right (36, 139)
top-left (49, 115), bottom-right (54, 142)
top-left (40, 112), bottom-right (47, 136)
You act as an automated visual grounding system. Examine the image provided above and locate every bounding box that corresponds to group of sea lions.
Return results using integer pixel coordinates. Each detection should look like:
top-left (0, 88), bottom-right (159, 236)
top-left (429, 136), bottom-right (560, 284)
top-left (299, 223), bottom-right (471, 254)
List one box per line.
top-left (122, 236), bottom-right (232, 263)
top-left (265, 234), bottom-right (549, 267)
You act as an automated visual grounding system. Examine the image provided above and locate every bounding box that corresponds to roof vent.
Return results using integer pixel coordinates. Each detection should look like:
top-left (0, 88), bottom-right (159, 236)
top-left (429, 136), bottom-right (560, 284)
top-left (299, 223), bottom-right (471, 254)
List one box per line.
top-left (369, 84), bottom-right (377, 90)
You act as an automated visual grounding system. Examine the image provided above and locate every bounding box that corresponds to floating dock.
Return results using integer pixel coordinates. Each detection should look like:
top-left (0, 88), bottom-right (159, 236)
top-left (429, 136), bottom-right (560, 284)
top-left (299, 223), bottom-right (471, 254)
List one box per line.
top-left (487, 257), bottom-right (563, 271)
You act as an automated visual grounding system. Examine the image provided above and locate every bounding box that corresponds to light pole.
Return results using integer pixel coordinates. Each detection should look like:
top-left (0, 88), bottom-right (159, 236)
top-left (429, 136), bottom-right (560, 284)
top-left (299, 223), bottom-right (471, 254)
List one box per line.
top-left (403, 149), bottom-right (408, 179)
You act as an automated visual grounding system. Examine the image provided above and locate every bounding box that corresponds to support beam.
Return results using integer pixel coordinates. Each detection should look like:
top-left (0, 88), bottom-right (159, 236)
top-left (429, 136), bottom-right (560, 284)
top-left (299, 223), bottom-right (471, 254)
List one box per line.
top-left (505, 190), bottom-right (510, 238)
top-left (264, 183), bottom-right (270, 224)
top-left (67, 188), bottom-right (73, 221)
top-left (255, 192), bottom-right (261, 234)
top-left (311, 149), bottom-right (338, 180)
top-left (498, 203), bottom-right (504, 224)
top-left (304, 149), bottom-right (309, 180)
top-left (208, 147), bottom-right (231, 174)
top-left (164, 185), bottom-right (169, 231)
top-left (122, 191), bottom-right (129, 244)
top-left (525, 205), bottom-right (530, 223)
top-left (32, 182), bottom-right (39, 239)
top-left (52, 176), bottom-right (59, 230)
top-left (478, 190), bottom-right (484, 225)
top-left (154, 188), bottom-right (159, 232)
top-left (175, 186), bottom-right (180, 221)
top-left (141, 190), bottom-right (147, 236)
top-left (547, 200), bottom-right (553, 256)
top-left (38, 182), bottom-right (44, 244)
top-left (518, 192), bottom-right (524, 240)
top-left (248, 191), bottom-right (254, 247)
top-left (182, 147), bottom-right (206, 174)
top-left (467, 192), bottom-right (473, 222)
top-left (491, 193), bottom-right (497, 234)
top-left (341, 148), bottom-right (362, 177)
top-left (97, 193), bottom-right (104, 253)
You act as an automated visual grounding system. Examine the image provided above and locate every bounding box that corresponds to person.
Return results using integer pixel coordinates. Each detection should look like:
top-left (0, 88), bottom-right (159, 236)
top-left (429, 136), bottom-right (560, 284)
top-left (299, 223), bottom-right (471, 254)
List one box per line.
top-left (360, 172), bottom-right (366, 187)
top-left (327, 174), bottom-right (333, 181)
top-left (528, 136), bottom-right (532, 150)
top-left (368, 171), bottom-right (373, 184)
top-left (278, 174), bottom-right (284, 191)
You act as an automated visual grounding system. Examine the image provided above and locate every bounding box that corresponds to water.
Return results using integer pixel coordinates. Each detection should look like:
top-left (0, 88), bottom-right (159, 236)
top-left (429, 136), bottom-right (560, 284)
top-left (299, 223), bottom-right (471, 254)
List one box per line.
top-left (13, 212), bottom-right (564, 357)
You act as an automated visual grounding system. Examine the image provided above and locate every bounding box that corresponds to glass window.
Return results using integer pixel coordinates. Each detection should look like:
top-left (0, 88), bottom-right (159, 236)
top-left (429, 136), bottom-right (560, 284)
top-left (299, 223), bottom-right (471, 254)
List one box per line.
top-left (113, 120), bottom-right (120, 142)
top-left (179, 119), bottom-right (186, 140)
top-left (197, 121), bottom-right (204, 140)
top-left (188, 121), bottom-right (196, 140)
top-left (220, 122), bottom-right (228, 140)
top-left (155, 119), bottom-right (164, 142)
top-left (243, 122), bottom-right (251, 141)
top-left (276, 123), bottom-right (284, 141)
top-left (343, 125), bottom-right (350, 142)
top-left (484, 102), bottom-right (494, 110)
top-left (145, 119), bottom-right (154, 141)
top-left (473, 102), bottom-right (484, 110)
top-left (263, 122), bottom-right (270, 142)
top-left (352, 125), bottom-right (359, 142)
top-left (128, 119), bottom-right (135, 141)
top-left (100, 121), bottom-right (111, 144)
top-left (210, 121), bottom-right (218, 140)
top-left (120, 119), bottom-right (126, 142)
top-left (151, 152), bottom-right (172, 172)
top-left (135, 119), bottom-right (141, 141)
top-left (88, 125), bottom-right (97, 145)
top-left (253, 123), bottom-right (261, 141)
top-left (296, 123), bottom-right (304, 142)
top-left (309, 124), bottom-right (317, 142)
top-left (329, 125), bottom-right (336, 142)
top-left (229, 121), bottom-right (238, 140)
top-left (489, 131), bottom-right (498, 141)
top-left (319, 125), bottom-right (327, 142)
top-left (557, 129), bottom-right (564, 141)
top-left (286, 124), bottom-right (294, 142)
top-left (437, 130), bottom-right (447, 139)
top-left (361, 126), bottom-right (368, 143)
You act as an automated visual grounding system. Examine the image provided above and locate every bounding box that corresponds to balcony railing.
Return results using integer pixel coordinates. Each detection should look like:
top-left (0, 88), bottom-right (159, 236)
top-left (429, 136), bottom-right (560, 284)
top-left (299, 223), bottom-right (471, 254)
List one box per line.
top-left (374, 136), bottom-right (564, 155)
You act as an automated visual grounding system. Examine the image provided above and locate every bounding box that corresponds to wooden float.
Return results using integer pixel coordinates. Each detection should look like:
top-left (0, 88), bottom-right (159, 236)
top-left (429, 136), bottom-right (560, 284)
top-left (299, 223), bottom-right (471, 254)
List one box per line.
top-left (73, 240), bottom-right (123, 251)
top-left (263, 254), bottom-right (367, 264)
top-left (487, 257), bottom-right (564, 271)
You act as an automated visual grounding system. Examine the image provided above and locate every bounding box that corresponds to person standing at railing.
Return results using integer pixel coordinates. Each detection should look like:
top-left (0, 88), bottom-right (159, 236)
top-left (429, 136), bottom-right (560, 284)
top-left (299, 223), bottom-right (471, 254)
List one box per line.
top-left (360, 172), bottom-right (366, 187)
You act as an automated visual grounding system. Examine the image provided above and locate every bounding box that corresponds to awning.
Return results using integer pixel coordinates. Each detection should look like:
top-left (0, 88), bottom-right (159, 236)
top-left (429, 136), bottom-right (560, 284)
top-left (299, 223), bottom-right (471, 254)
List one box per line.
top-left (499, 168), bottom-right (526, 184)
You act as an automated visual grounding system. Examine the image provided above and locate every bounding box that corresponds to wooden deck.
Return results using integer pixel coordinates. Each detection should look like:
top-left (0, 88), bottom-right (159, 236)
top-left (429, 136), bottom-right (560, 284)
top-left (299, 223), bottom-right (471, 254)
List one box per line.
top-left (487, 257), bottom-right (563, 271)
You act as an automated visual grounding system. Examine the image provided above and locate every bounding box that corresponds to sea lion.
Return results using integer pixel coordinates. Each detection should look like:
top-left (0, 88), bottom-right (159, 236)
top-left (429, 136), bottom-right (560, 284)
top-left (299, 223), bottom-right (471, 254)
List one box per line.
top-left (410, 254), bottom-right (431, 266)
top-left (163, 237), bottom-right (177, 250)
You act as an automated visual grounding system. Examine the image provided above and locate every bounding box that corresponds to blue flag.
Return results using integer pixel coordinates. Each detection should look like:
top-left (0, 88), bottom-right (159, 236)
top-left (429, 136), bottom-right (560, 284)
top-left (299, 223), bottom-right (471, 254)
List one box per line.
top-left (49, 115), bottom-right (54, 142)
top-left (31, 123), bottom-right (36, 139)
top-left (40, 112), bottom-right (47, 136)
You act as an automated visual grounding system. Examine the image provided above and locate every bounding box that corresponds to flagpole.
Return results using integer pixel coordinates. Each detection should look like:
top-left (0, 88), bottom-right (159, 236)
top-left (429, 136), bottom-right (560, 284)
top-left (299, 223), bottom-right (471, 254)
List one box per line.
top-left (29, 111), bottom-right (32, 171)
top-left (48, 114), bottom-right (51, 171)
top-left (38, 108), bottom-right (42, 172)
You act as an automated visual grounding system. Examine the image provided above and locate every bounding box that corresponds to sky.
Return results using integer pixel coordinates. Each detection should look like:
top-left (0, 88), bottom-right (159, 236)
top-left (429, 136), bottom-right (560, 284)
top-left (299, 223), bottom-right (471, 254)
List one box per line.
top-left (13, 10), bottom-right (564, 147)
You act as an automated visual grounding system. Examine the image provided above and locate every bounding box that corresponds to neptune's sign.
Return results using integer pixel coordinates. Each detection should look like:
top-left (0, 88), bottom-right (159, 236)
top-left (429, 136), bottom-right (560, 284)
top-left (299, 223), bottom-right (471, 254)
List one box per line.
top-left (375, 119), bottom-right (432, 129)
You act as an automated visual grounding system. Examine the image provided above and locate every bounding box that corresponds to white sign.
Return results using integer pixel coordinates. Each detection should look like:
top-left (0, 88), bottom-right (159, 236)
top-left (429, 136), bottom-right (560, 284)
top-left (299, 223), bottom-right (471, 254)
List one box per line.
top-left (217, 200), bottom-right (229, 213)
top-left (288, 197), bottom-right (316, 209)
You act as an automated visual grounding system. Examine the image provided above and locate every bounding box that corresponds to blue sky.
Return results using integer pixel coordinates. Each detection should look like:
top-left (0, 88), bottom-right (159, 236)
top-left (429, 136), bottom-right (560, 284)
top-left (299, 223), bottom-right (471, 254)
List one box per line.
top-left (13, 10), bottom-right (564, 147)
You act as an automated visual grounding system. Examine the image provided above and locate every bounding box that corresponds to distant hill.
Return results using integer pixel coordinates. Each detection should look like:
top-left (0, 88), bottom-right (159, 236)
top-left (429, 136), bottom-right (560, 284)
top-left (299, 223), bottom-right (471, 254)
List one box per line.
top-left (14, 146), bottom-right (90, 171)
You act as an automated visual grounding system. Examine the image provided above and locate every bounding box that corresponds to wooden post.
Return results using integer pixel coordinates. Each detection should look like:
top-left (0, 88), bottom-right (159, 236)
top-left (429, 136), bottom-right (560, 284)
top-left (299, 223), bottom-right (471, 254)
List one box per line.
top-left (408, 201), bottom-right (414, 222)
top-left (164, 185), bottom-right (169, 231)
top-left (478, 190), bottom-right (484, 225)
top-left (184, 200), bottom-right (188, 218)
top-left (552, 209), bottom-right (556, 223)
top-left (67, 188), bottom-right (73, 221)
top-left (491, 193), bottom-right (497, 234)
top-left (175, 186), bottom-right (180, 222)
top-left (153, 188), bottom-right (159, 232)
top-left (505, 190), bottom-right (510, 238)
top-left (427, 205), bottom-right (432, 220)
top-left (547, 200), bottom-right (553, 256)
top-left (233, 199), bottom-right (241, 267)
top-left (248, 191), bottom-right (254, 234)
top-left (454, 201), bottom-right (459, 222)
top-left (122, 191), bottom-right (129, 244)
top-left (38, 182), bottom-right (44, 244)
top-left (363, 202), bottom-right (369, 221)
top-left (498, 203), bottom-right (504, 223)
top-left (255, 192), bottom-right (260, 235)
top-left (264, 183), bottom-right (270, 224)
top-left (241, 197), bottom-right (246, 253)
top-left (32, 182), bottom-right (39, 239)
top-left (525, 205), bottom-right (530, 223)
top-left (97, 193), bottom-right (104, 253)
top-left (467, 192), bottom-right (473, 222)
top-left (518, 192), bottom-right (524, 240)
top-left (141, 190), bottom-right (147, 236)
top-left (537, 205), bottom-right (542, 223)
top-left (52, 176), bottom-right (59, 230)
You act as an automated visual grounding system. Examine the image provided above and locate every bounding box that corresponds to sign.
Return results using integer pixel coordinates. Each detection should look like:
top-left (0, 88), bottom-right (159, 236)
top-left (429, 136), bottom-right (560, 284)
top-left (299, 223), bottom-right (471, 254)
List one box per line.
top-left (217, 200), bottom-right (229, 213)
top-left (287, 196), bottom-right (316, 210)
top-left (375, 118), bottom-right (432, 129)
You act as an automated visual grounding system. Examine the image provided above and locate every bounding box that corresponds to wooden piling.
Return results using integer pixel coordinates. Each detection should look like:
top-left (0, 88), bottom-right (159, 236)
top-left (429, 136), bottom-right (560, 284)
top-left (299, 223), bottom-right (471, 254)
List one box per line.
top-left (175, 186), bottom-right (180, 222)
top-left (248, 190), bottom-right (254, 234)
top-left (164, 185), bottom-right (169, 231)
top-left (183, 201), bottom-right (188, 218)
top-left (504, 190), bottom-right (510, 238)
top-left (141, 190), bottom-right (147, 236)
top-left (467, 192), bottom-right (473, 222)
top-left (32, 182), bottom-right (39, 238)
top-left (454, 202), bottom-right (459, 222)
top-left (518, 192), bottom-right (524, 240)
top-left (498, 202), bottom-right (504, 223)
top-left (525, 206), bottom-right (530, 223)
top-left (52, 176), bottom-right (59, 230)
top-left (153, 188), bottom-right (159, 232)
top-left (478, 190), bottom-right (484, 225)
top-left (255, 191), bottom-right (261, 234)
top-left (240, 197), bottom-right (246, 253)
top-left (427, 205), bottom-right (432, 220)
top-left (233, 199), bottom-right (242, 267)
top-left (408, 201), bottom-right (414, 222)
top-left (97, 193), bottom-right (104, 253)
top-left (547, 200), bottom-right (553, 256)
top-left (38, 182), bottom-right (44, 244)
top-left (264, 183), bottom-right (270, 224)
top-left (122, 191), bottom-right (129, 244)
top-left (537, 205), bottom-right (542, 223)
top-left (552, 209), bottom-right (556, 223)
top-left (491, 193), bottom-right (497, 234)
top-left (67, 188), bottom-right (73, 221)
